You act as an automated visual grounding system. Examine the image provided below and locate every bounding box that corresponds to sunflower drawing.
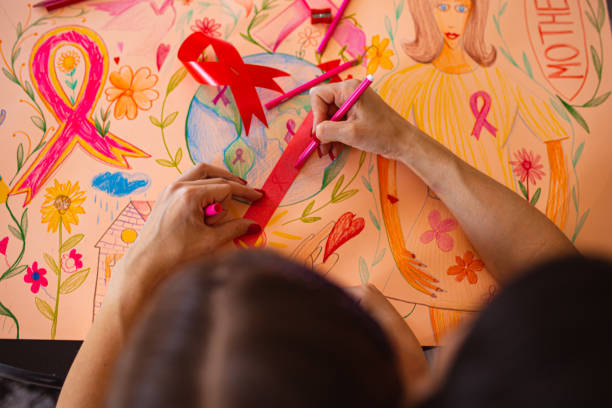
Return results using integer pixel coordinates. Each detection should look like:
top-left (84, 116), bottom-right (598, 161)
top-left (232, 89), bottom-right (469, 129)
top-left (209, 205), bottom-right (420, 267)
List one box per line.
top-left (40, 180), bottom-right (86, 234)
top-left (57, 49), bottom-right (80, 73)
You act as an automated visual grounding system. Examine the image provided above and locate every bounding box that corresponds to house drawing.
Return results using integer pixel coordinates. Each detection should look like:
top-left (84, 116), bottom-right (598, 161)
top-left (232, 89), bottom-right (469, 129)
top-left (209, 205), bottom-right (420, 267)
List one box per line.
top-left (92, 201), bottom-right (154, 320)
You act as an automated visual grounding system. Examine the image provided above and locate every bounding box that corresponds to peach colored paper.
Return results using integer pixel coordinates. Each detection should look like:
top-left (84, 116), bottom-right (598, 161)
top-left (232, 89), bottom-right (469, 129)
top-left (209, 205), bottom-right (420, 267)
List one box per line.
top-left (0, 0), bottom-right (610, 346)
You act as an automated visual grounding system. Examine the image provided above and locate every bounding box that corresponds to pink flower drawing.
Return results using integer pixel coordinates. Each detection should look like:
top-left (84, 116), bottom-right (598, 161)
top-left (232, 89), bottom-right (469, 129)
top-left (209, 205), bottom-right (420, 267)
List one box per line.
top-left (420, 210), bottom-right (458, 252)
top-left (191, 17), bottom-right (222, 37)
top-left (61, 249), bottom-right (83, 274)
top-left (510, 148), bottom-right (545, 186)
top-left (0, 236), bottom-right (8, 256)
top-left (24, 262), bottom-right (49, 294)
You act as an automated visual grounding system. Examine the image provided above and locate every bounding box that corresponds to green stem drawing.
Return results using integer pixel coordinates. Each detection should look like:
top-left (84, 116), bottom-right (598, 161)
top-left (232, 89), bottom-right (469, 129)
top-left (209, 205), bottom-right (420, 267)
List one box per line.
top-left (239, 0), bottom-right (277, 54)
top-left (363, 153), bottom-right (386, 268)
top-left (50, 222), bottom-right (62, 340)
top-left (283, 151), bottom-right (366, 225)
top-left (373, 0), bottom-right (405, 89)
top-left (151, 67), bottom-right (188, 174)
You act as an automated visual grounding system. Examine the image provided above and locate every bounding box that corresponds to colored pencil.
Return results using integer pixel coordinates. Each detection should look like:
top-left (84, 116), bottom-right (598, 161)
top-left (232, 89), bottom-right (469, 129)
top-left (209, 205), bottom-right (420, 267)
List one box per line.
top-left (264, 59), bottom-right (358, 110)
top-left (33, 0), bottom-right (88, 12)
top-left (295, 74), bottom-right (373, 169)
top-left (204, 202), bottom-right (223, 217)
top-left (316, 0), bottom-right (351, 55)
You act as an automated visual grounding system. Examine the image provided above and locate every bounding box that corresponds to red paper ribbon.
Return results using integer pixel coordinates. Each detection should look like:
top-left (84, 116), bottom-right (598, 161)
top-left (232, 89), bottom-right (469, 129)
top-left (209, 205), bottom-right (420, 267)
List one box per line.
top-left (178, 32), bottom-right (289, 135)
top-left (236, 111), bottom-right (314, 247)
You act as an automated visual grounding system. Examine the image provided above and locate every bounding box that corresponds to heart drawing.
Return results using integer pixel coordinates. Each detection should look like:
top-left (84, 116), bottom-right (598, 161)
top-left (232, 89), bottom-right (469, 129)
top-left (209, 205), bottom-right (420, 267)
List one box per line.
top-left (323, 212), bottom-right (365, 262)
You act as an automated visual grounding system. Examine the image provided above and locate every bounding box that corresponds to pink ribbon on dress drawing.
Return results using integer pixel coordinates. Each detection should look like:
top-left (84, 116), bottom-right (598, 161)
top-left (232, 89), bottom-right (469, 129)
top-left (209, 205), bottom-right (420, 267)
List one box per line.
top-left (11, 27), bottom-right (149, 205)
top-left (470, 91), bottom-right (497, 140)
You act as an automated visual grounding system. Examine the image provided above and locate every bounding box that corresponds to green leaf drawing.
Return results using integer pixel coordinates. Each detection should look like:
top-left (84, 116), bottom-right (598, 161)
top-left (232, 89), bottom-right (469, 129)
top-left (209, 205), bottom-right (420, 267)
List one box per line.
top-left (94, 116), bottom-right (103, 135)
top-left (596, 0), bottom-right (605, 30)
top-left (395, 0), bottom-right (404, 20)
top-left (24, 80), bottom-right (35, 101)
top-left (359, 257), bottom-right (369, 284)
top-left (361, 176), bottom-right (372, 192)
top-left (530, 187), bottom-right (542, 206)
top-left (16, 22), bottom-right (22, 37)
top-left (369, 209), bottom-right (380, 230)
top-left (7, 225), bottom-right (21, 240)
top-left (384, 16), bottom-right (393, 42)
top-left (331, 174), bottom-right (344, 199)
top-left (30, 115), bottom-right (45, 131)
top-left (518, 181), bottom-right (528, 200)
top-left (60, 233), bottom-right (84, 254)
top-left (156, 159), bottom-right (175, 167)
top-left (522, 52), bottom-right (533, 79)
top-left (559, 98), bottom-right (590, 133)
top-left (16, 143), bottom-right (24, 170)
top-left (302, 200), bottom-right (315, 217)
top-left (492, 15), bottom-right (502, 37)
top-left (591, 45), bottom-right (602, 80)
top-left (1, 264), bottom-right (27, 281)
top-left (0, 302), bottom-right (12, 318)
top-left (167, 67), bottom-right (188, 94)
top-left (301, 216), bottom-right (321, 223)
top-left (162, 111), bottom-right (179, 128)
top-left (331, 189), bottom-right (358, 203)
top-left (43, 253), bottom-right (60, 275)
top-left (585, 8), bottom-right (598, 30)
top-left (11, 48), bottom-right (21, 65)
top-left (500, 47), bottom-right (518, 68)
top-left (174, 148), bottom-right (183, 165)
top-left (549, 96), bottom-right (570, 122)
top-left (499, 2), bottom-right (508, 16)
top-left (20, 208), bottom-right (28, 237)
top-left (572, 209), bottom-right (591, 242)
top-left (60, 268), bottom-right (90, 294)
top-left (149, 115), bottom-right (162, 128)
top-left (573, 142), bottom-right (585, 167)
top-left (572, 186), bottom-right (579, 213)
top-left (583, 91), bottom-right (610, 108)
top-left (251, 13), bottom-right (269, 30)
top-left (35, 297), bottom-right (54, 320)
top-left (2, 68), bottom-right (19, 85)
top-left (372, 248), bottom-right (386, 267)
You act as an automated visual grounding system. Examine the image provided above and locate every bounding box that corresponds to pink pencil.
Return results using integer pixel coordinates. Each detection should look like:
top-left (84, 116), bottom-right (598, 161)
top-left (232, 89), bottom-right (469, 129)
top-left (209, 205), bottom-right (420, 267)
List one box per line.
top-left (316, 0), bottom-right (351, 55)
top-left (295, 74), bottom-right (373, 169)
top-left (204, 202), bottom-right (222, 217)
top-left (265, 59), bottom-right (357, 110)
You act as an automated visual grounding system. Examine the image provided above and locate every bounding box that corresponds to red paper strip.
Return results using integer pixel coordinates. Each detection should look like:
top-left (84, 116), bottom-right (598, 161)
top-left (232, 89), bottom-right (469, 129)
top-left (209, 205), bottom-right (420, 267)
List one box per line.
top-left (236, 111), bottom-right (314, 247)
top-left (178, 32), bottom-right (289, 135)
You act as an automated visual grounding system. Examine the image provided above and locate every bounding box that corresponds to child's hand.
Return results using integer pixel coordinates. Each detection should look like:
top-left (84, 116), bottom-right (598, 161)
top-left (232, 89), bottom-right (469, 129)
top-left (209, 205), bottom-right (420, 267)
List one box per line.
top-left (107, 163), bottom-right (262, 327)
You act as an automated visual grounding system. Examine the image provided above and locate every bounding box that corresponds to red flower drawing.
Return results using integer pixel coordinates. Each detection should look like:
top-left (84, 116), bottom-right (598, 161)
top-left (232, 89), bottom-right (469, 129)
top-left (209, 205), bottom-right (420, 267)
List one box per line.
top-left (191, 17), bottom-right (222, 37)
top-left (419, 210), bottom-right (457, 252)
top-left (24, 261), bottom-right (49, 294)
top-left (511, 148), bottom-right (545, 186)
top-left (0, 236), bottom-right (8, 256)
top-left (61, 248), bottom-right (83, 274)
top-left (447, 251), bottom-right (484, 284)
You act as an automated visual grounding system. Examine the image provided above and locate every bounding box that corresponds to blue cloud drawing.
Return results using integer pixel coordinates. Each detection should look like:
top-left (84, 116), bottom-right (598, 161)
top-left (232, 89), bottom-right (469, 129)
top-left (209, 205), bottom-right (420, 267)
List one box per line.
top-left (92, 172), bottom-right (150, 197)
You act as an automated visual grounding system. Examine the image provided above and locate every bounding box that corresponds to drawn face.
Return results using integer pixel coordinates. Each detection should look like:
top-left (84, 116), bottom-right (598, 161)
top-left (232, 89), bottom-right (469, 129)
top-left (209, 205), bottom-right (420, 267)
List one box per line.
top-left (432, 0), bottom-right (472, 49)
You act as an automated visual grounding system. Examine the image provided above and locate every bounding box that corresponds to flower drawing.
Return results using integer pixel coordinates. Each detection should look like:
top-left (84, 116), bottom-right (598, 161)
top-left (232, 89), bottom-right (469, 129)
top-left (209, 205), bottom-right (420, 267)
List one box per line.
top-left (57, 49), bottom-right (80, 73)
top-left (61, 248), bottom-right (83, 274)
top-left (105, 66), bottom-right (159, 120)
top-left (191, 17), bottom-right (222, 37)
top-left (0, 236), bottom-right (8, 257)
top-left (40, 180), bottom-right (86, 234)
top-left (447, 251), bottom-right (484, 284)
top-left (24, 262), bottom-right (48, 294)
top-left (0, 175), bottom-right (8, 204)
top-left (365, 35), bottom-right (394, 75)
top-left (511, 148), bottom-right (545, 186)
top-left (298, 26), bottom-right (321, 48)
top-left (420, 210), bottom-right (458, 252)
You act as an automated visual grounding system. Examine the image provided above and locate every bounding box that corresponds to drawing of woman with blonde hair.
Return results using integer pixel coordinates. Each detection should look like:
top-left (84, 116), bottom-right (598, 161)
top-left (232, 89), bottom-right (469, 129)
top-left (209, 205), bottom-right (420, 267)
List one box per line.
top-left (377, 0), bottom-right (570, 342)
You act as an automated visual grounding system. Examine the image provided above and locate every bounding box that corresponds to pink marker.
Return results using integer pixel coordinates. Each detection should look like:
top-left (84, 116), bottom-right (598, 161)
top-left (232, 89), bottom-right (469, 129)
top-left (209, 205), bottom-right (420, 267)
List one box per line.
top-left (204, 202), bottom-right (223, 217)
top-left (265, 59), bottom-right (357, 110)
top-left (295, 74), bottom-right (373, 169)
top-left (316, 0), bottom-right (351, 55)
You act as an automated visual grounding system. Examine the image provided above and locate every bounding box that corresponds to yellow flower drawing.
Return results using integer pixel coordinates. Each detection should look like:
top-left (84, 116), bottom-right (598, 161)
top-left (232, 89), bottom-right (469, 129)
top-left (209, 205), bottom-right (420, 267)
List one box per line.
top-left (40, 180), bottom-right (86, 234)
top-left (365, 35), bottom-right (394, 75)
top-left (105, 66), bottom-right (159, 120)
top-left (57, 50), bottom-right (80, 73)
top-left (0, 175), bottom-right (8, 204)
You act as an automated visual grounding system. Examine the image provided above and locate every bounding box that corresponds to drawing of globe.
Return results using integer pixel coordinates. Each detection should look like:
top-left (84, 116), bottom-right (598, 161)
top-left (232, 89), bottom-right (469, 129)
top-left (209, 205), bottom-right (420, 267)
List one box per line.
top-left (185, 53), bottom-right (346, 206)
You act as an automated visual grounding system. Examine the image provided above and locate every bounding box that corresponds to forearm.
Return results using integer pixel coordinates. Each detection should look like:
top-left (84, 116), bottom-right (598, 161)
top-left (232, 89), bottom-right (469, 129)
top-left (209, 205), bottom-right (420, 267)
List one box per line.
top-left (395, 125), bottom-right (578, 284)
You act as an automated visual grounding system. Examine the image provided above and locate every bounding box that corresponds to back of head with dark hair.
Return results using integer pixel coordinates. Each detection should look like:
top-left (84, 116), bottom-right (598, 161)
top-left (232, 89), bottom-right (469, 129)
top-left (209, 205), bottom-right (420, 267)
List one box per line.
top-left (106, 251), bottom-right (403, 408)
top-left (421, 256), bottom-right (612, 408)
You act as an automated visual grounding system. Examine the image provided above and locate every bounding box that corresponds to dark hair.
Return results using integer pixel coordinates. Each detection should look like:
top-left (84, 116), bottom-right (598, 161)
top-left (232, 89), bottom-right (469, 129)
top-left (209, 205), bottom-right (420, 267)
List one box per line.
top-left (421, 256), bottom-right (612, 408)
top-left (106, 251), bottom-right (403, 407)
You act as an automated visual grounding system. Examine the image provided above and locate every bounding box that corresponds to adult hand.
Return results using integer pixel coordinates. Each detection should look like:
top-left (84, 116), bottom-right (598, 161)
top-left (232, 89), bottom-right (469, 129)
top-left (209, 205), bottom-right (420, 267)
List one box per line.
top-left (107, 163), bottom-right (262, 326)
top-left (310, 79), bottom-right (413, 160)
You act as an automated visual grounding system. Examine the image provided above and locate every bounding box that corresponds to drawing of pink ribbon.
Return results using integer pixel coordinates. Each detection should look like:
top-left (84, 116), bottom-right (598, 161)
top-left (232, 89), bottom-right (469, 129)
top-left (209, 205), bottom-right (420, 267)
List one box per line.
top-left (11, 27), bottom-right (148, 205)
top-left (470, 91), bottom-right (497, 140)
top-left (233, 148), bottom-right (245, 164)
top-left (213, 85), bottom-right (230, 106)
top-left (284, 118), bottom-right (296, 143)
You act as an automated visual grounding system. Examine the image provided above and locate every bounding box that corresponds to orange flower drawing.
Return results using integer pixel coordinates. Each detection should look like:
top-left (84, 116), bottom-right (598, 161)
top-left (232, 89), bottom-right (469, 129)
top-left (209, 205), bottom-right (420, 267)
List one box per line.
top-left (105, 66), bottom-right (159, 120)
top-left (365, 35), bottom-right (394, 75)
top-left (447, 251), bottom-right (484, 284)
top-left (57, 50), bottom-right (80, 73)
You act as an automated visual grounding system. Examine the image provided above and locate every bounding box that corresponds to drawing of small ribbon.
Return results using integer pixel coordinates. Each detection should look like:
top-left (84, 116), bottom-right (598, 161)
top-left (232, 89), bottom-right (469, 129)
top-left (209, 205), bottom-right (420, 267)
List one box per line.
top-left (232, 148), bottom-right (245, 164)
top-left (470, 90), bottom-right (497, 140)
top-left (285, 118), bottom-right (296, 143)
top-left (178, 32), bottom-right (289, 135)
top-left (10, 26), bottom-right (149, 205)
